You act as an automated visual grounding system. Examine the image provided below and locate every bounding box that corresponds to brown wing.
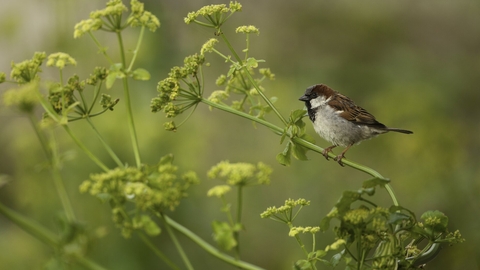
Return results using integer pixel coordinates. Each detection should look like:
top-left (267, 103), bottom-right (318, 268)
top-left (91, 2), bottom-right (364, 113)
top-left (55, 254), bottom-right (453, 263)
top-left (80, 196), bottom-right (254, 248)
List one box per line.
top-left (328, 94), bottom-right (387, 129)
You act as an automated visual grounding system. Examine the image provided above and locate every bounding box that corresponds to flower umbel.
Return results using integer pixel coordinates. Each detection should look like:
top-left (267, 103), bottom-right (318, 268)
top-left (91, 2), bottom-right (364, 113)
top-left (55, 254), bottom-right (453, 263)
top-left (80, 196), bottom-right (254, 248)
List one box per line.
top-left (3, 81), bottom-right (40, 113)
top-left (127, 0), bottom-right (160, 31)
top-left (207, 161), bottom-right (272, 186)
top-left (10, 52), bottom-right (46, 84)
top-left (46, 53), bottom-right (77, 70)
top-left (150, 53), bottom-right (205, 130)
top-left (79, 154), bottom-right (199, 238)
top-left (184, 1), bottom-right (242, 27)
top-left (260, 198), bottom-right (310, 222)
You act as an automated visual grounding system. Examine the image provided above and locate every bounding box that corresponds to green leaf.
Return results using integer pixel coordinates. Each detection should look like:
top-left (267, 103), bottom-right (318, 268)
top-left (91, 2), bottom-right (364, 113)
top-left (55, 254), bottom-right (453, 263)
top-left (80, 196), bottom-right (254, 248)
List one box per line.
top-left (335, 191), bottom-right (361, 214)
top-left (389, 205), bottom-right (417, 222)
top-left (96, 193), bottom-right (112, 203)
top-left (421, 210), bottom-right (449, 232)
top-left (106, 72), bottom-right (118, 89)
top-left (300, 133), bottom-right (316, 144)
top-left (388, 212), bottom-right (412, 224)
top-left (132, 68), bottom-right (151, 81)
top-left (212, 221), bottom-right (237, 251)
top-left (330, 250), bottom-right (345, 267)
top-left (292, 142), bottom-right (308, 161)
top-left (106, 63), bottom-right (126, 89)
top-left (142, 215), bottom-right (161, 236)
top-left (159, 153), bottom-right (174, 165)
top-left (276, 142), bottom-right (292, 166)
top-left (291, 109), bottom-right (307, 121)
top-left (245, 57), bottom-right (259, 69)
top-left (362, 177), bottom-right (390, 189)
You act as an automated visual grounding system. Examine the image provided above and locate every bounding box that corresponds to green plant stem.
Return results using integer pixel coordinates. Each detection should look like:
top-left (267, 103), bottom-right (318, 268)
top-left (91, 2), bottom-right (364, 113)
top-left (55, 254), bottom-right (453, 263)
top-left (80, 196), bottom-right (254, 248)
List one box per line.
top-left (117, 31), bottom-right (142, 168)
top-left (62, 125), bottom-right (110, 172)
top-left (0, 202), bottom-right (59, 247)
top-left (85, 117), bottom-right (125, 168)
top-left (127, 26), bottom-right (145, 72)
top-left (0, 203), bottom-right (108, 270)
top-left (121, 77), bottom-right (142, 168)
top-left (288, 222), bottom-right (309, 257)
top-left (27, 113), bottom-right (76, 222)
top-left (164, 215), bottom-right (265, 270)
top-left (234, 186), bottom-right (244, 259)
top-left (89, 32), bottom-right (114, 65)
top-left (51, 146), bottom-right (76, 222)
top-left (75, 256), bottom-right (110, 270)
top-left (27, 112), bottom-right (52, 160)
top-left (138, 233), bottom-right (181, 270)
top-left (160, 214), bottom-right (194, 270)
top-left (218, 33), bottom-right (287, 126)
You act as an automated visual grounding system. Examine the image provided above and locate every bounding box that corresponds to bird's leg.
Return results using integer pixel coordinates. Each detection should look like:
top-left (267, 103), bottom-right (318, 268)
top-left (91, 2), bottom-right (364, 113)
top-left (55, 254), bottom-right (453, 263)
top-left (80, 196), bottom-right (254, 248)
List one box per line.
top-left (334, 144), bottom-right (353, 166)
top-left (322, 145), bottom-right (337, 160)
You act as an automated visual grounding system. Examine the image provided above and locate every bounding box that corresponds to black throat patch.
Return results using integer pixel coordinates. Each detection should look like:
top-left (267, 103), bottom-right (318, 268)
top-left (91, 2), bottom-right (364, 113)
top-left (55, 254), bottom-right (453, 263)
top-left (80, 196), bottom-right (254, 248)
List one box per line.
top-left (304, 101), bottom-right (316, 122)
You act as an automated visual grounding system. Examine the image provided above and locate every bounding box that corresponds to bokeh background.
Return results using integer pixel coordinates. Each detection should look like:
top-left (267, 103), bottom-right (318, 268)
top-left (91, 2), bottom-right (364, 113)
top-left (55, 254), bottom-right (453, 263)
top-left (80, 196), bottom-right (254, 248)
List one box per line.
top-left (1, 0), bottom-right (479, 269)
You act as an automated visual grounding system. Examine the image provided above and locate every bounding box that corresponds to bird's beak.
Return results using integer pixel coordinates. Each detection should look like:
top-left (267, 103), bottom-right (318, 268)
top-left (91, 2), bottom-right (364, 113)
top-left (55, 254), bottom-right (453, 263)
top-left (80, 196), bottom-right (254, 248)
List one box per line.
top-left (299, 95), bottom-right (309, 102)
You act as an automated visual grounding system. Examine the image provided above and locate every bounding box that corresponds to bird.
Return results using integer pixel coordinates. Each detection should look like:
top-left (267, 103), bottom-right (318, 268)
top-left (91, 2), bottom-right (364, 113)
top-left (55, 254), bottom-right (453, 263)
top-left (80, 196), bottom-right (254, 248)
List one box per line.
top-left (299, 84), bottom-right (413, 166)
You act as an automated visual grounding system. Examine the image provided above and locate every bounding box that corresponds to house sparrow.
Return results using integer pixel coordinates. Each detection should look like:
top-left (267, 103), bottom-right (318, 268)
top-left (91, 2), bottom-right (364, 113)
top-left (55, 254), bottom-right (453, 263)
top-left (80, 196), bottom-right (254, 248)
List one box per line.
top-left (299, 84), bottom-right (413, 166)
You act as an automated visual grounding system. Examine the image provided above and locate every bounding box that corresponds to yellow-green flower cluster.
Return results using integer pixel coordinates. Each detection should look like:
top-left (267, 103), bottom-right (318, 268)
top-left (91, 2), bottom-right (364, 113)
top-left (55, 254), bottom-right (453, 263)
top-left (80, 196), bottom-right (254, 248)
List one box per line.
top-left (207, 161), bottom-right (272, 186)
top-left (85, 67), bottom-right (108, 85)
top-left (73, 18), bottom-right (102, 38)
top-left (151, 54), bottom-right (207, 129)
top-left (100, 93), bottom-right (119, 111)
top-left (184, 1), bottom-right (242, 25)
top-left (46, 52), bottom-right (77, 70)
top-left (90, 0), bottom-right (127, 19)
top-left (127, 0), bottom-right (160, 31)
top-left (343, 207), bottom-right (370, 225)
top-left (79, 155), bottom-right (199, 237)
top-left (216, 74), bottom-right (227, 86)
top-left (236, 25), bottom-right (259, 35)
top-left (259, 68), bottom-right (275, 80)
top-left (3, 81), bottom-right (39, 113)
top-left (10, 52), bottom-right (46, 84)
top-left (207, 185), bottom-right (231, 198)
top-left (163, 121), bottom-right (177, 132)
top-left (288, 226), bottom-right (320, 237)
top-left (423, 211), bottom-right (447, 228)
top-left (207, 90), bottom-right (229, 104)
top-left (47, 76), bottom-right (81, 113)
top-left (200, 38), bottom-right (219, 55)
top-left (260, 198), bottom-right (310, 219)
top-left (325, 239), bottom-right (346, 251)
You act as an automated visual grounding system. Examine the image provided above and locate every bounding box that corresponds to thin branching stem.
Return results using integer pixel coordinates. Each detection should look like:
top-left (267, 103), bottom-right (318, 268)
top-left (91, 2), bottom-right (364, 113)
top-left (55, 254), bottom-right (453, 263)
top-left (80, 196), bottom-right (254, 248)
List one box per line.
top-left (160, 214), bottom-right (194, 270)
top-left (164, 215), bottom-right (265, 270)
top-left (117, 31), bottom-right (142, 168)
top-left (138, 233), bottom-right (181, 270)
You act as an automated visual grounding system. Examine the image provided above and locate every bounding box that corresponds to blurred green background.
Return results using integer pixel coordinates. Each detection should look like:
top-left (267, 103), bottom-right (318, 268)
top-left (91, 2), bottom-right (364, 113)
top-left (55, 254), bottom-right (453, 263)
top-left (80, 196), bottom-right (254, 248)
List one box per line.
top-left (1, 0), bottom-right (479, 269)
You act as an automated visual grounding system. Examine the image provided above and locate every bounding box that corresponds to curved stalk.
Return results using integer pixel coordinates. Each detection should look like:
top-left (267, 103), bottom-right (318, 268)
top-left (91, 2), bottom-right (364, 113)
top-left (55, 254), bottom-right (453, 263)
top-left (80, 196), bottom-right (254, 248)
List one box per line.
top-left (0, 202), bottom-right (59, 247)
top-left (28, 113), bottom-right (76, 221)
top-left (85, 117), bottom-right (124, 168)
top-left (117, 31), bottom-right (142, 168)
top-left (160, 214), bottom-right (194, 270)
top-left (127, 26), bottom-right (145, 72)
top-left (138, 233), bottom-right (181, 270)
top-left (63, 125), bottom-right (110, 172)
top-left (164, 215), bottom-right (265, 270)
